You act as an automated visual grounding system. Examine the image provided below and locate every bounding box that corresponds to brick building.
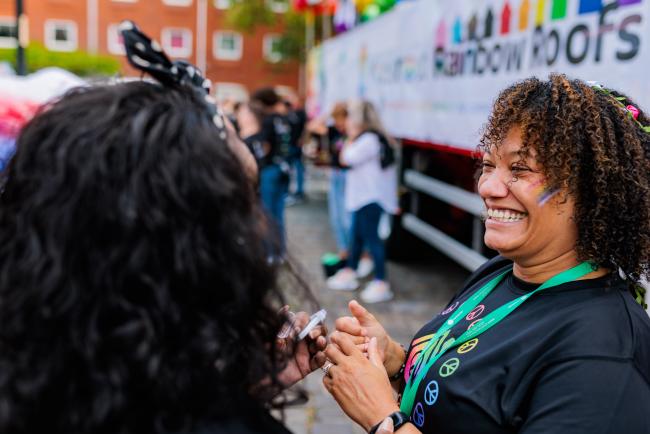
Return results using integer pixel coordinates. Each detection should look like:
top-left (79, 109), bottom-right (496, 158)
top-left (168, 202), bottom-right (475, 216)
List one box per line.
top-left (0, 0), bottom-right (301, 101)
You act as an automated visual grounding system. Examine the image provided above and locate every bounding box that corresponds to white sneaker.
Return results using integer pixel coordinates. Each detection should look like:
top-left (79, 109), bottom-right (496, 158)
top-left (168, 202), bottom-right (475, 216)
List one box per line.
top-left (360, 280), bottom-right (394, 303)
top-left (356, 257), bottom-right (374, 279)
top-left (327, 268), bottom-right (359, 291)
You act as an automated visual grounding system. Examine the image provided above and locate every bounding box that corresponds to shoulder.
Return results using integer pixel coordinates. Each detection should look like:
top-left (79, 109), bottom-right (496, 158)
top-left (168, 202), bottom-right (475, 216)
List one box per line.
top-left (354, 132), bottom-right (381, 148)
top-left (528, 277), bottom-right (650, 370)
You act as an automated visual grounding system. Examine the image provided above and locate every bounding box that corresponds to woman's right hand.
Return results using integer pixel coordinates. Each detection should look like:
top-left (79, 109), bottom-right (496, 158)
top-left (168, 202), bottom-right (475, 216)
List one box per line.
top-left (335, 300), bottom-right (405, 378)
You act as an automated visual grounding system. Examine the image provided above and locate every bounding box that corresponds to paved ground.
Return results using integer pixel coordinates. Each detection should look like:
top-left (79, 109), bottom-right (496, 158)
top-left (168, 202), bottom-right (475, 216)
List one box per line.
top-left (279, 167), bottom-right (469, 434)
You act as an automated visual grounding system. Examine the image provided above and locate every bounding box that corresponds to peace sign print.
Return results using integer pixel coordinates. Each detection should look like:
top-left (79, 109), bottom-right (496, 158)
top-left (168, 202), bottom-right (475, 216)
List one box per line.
top-left (457, 338), bottom-right (479, 354)
top-left (439, 357), bottom-right (460, 377)
top-left (467, 318), bottom-right (483, 330)
top-left (441, 301), bottom-right (459, 316)
top-left (465, 304), bottom-right (485, 321)
top-left (424, 380), bottom-right (439, 406)
top-left (412, 402), bottom-right (425, 427)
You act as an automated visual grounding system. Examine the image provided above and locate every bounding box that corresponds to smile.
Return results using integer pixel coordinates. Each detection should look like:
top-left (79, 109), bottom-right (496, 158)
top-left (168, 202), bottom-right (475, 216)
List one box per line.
top-left (487, 208), bottom-right (527, 222)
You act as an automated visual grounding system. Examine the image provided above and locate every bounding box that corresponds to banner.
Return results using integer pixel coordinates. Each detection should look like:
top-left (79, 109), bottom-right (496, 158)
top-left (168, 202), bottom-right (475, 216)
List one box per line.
top-left (309, 0), bottom-right (650, 150)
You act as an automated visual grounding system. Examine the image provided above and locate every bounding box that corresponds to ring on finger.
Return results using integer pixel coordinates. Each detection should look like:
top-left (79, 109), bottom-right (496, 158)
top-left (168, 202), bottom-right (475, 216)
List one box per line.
top-left (321, 361), bottom-right (334, 377)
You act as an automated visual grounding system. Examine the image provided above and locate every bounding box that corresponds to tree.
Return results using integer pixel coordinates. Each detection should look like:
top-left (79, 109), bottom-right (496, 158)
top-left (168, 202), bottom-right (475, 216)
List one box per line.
top-left (226, 0), bottom-right (312, 62)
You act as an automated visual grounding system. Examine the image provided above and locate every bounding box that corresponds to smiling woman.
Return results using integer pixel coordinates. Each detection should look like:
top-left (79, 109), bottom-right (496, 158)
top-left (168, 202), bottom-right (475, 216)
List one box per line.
top-left (322, 74), bottom-right (650, 434)
top-left (478, 126), bottom-right (580, 270)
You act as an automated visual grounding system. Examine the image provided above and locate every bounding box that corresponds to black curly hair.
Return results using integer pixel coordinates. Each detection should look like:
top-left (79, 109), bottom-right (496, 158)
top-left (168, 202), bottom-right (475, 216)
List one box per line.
top-left (479, 74), bottom-right (650, 284)
top-left (0, 81), bottom-right (310, 433)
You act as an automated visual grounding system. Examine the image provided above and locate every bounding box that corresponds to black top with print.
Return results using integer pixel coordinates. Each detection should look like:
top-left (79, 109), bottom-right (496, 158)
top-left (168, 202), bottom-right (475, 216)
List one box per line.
top-left (259, 113), bottom-right (292, 168)
top-left (402, 256), bottom-right (650, 434)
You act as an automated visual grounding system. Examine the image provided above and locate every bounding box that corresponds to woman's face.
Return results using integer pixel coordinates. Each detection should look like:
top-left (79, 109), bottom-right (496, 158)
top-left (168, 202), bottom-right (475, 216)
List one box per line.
top-left (477, 127), bottom-right (578, 263)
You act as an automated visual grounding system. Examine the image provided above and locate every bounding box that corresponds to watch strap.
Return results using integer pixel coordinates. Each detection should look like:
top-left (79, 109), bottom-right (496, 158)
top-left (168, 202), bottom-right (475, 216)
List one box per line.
top-left (368, 411), bottom-right (410, 434)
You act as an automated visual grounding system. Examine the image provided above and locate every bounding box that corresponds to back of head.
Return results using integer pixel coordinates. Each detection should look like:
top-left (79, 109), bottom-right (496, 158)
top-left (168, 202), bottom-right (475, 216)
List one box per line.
top-left (0, 81), bottom-right (287, 433)
top-left (330, 101), bottom-right (348, 120)
top-left (480, 73), bottom-right (650, 282)
top-left (347, 99), bottom-right (393, 145)
top-left (251, 87), bottom-right (281, 109)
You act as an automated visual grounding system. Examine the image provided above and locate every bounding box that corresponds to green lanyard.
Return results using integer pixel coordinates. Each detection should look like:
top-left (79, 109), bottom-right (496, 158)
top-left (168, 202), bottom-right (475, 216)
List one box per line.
top-left (400, 261), bottom-right (594, 416)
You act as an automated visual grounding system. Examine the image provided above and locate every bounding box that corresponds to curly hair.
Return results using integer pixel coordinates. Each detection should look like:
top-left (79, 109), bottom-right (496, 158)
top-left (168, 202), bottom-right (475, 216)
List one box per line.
top-left (0, 81), bottom-right (308, 433)
top-left (479, 74), bottom-right (650, 283)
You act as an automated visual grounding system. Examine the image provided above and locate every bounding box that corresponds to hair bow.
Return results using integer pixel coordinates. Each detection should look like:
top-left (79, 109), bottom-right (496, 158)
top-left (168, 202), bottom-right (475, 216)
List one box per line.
top-left (118, 20), bottom-right (227, 140)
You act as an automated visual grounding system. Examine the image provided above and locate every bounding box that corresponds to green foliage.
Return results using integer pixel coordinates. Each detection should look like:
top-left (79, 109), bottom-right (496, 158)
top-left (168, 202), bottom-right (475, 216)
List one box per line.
top-left (0, 43), bottom-right (120, 77)
top-left (226, 0), bottom-right (275, 33)
top-left (226, 0), bottom-right (309, 63)
top-left (276, 11), bottom-right (307, 62)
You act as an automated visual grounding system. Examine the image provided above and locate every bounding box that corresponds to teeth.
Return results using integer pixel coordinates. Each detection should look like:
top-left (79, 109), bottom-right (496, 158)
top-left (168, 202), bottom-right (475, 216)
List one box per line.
top-left (487, 208), bottom-right (527, 222)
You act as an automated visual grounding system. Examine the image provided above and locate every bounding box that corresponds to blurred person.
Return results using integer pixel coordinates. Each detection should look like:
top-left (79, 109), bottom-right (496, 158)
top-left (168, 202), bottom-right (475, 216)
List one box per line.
top-left (307, 102), bottom-right (373, 278)
top-left (321, 75), bottom-right (650, 434)
top-left (0, 22), bottom-right (328, 434)
top-left (279, 88), bottom-right (308, 204)
top-left (326, 101), bottom-right (397, 303)
top-left (236, 101), bottom-right (266, 167)
top-left (251, 87), bottom-right (294, 254)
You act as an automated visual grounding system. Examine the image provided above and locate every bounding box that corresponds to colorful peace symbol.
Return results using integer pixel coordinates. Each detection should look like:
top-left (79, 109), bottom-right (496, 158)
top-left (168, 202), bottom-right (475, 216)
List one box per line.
top-left (441, 301), bottom-right (459, 316)
top-left (457, 338), bottom-right (479, 354)
top-left (423, 380), bottom-right (439, 406)
top-left (412, 402), bottom-right (425, 427)
top-left (439, 357), bottom-right (460, 377)
top-left (467, 318), bottom-right (483, 330)
top-left (465, 304), bottom-right (485, 321)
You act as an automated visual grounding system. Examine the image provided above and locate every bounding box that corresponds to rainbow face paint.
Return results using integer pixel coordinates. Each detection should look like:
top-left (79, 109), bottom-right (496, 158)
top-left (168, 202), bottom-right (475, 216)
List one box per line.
top-left (527, 179), bottom-right (558, 205)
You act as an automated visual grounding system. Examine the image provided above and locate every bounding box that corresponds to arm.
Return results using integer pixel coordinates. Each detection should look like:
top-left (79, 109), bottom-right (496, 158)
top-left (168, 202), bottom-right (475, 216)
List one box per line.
top-left (341, 133), bottom-right (380, 167)
top-left (519, 358), bottom-right (649, 434)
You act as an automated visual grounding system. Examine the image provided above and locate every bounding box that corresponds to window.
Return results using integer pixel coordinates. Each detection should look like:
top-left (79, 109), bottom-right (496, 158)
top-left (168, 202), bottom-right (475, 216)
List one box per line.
top-left (266, 0), bottom-right (288, 13)
top-left (0, 19), bottom-right (17, 49)
top-left (213, 31), bottom-right (243, 61)
top-left (107, 24), bottom-right (125, 54)
top-left (161, 28), bottom-right (192, 58)
top-left (162, 0), bottom-right (193, 5)
top-left (263, 34), bottom-right (283, 63)
top-left (44, 20), bottom-right (78, 52)
top-left (214, 0), bottom-right (231, 9)
top-left (214, 82), bottom-right (248, 102)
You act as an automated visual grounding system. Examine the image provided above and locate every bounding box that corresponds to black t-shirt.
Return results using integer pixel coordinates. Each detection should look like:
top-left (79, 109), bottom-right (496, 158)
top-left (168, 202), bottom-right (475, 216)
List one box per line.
top-left (402, 257), bottom-right (650, 434)
top-left (287, 108), bottom-right (307, 149)
top-left (321, 125), bottom-right (345, 169)
top-left (243, 132), bottom-right (266, 167)
top-left (259, 113), bottom-right (292, 167)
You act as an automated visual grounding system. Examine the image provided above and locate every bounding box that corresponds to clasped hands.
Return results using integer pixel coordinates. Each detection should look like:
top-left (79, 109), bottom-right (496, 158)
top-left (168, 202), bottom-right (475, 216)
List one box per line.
top-left (279, 301), bottom-right (406, 433)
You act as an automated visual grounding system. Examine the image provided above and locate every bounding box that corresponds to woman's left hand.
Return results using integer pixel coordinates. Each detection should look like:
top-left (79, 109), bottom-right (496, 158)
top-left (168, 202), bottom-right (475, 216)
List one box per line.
top-left (277, 311), bottom-right (328, 387)
top-left (322, 332), bottom-right (400, 432)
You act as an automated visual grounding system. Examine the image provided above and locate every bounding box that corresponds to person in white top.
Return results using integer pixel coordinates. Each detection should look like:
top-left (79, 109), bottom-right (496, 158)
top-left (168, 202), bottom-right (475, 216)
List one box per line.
top-left (327, 100), bottom-right (398, 303)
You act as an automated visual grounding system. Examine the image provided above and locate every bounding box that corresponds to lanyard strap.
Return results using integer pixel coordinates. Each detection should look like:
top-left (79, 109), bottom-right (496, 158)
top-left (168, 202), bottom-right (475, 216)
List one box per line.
top-left (400, 261), bottom-right (594, 415)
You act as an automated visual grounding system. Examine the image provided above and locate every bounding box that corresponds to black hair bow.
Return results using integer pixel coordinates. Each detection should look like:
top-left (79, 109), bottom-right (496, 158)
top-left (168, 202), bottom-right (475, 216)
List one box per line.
top-left (118, 20), bottom-right (227, 139)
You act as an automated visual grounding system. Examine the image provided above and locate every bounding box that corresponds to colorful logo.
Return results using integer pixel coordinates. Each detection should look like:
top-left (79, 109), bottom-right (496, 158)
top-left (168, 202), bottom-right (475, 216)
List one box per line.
top-left (434, 0), bottom-right (644, 77)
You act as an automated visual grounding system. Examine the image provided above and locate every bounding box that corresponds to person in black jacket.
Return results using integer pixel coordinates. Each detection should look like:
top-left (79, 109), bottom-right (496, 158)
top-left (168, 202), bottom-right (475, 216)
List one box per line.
top-left (319, 75), bottom-right (650, 434)
top-left (0, 27), bottom-right (328, 434)
top-left (251, 87), bottom-right (294, 255)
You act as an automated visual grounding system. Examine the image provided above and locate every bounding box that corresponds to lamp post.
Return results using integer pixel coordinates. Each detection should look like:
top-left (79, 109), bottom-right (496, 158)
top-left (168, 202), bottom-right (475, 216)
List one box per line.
top-left (16, 0), bottom-right (26, 76)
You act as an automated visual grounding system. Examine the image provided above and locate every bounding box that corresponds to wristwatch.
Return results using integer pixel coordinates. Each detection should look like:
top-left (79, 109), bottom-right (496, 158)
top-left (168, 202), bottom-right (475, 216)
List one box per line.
top-left (368, 411), bottom-right (411, 434)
